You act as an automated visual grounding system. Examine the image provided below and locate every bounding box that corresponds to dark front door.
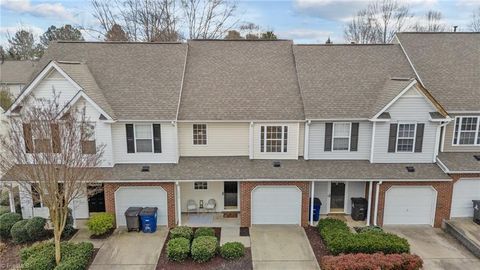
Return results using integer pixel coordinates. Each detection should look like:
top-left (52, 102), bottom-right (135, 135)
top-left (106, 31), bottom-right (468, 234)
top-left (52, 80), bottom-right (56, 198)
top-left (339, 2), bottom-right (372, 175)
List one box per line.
top-left (330, 182), bottom-right (346, 211)
top-left (88, 185), bottom-right (105, 212)
top-left (224, 182), bottom-right (238, 208)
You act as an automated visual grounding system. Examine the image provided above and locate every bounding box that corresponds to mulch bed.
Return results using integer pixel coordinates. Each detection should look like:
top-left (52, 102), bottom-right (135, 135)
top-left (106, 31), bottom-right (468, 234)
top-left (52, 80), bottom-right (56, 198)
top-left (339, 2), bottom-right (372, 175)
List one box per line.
top-left (156, 227), bottom-right (253, 270)
top-left (86, 248), bottom-right (100, 269)
top-left (304, 226), bottom-right (330, 265)
top-left (0, 241), bottom-right (23, 270)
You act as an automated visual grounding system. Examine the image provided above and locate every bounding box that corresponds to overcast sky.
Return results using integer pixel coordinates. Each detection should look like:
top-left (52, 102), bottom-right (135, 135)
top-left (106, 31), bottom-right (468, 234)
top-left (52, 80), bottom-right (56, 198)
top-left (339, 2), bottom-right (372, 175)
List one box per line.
top-left (1, 0), bottom-right (479, 46)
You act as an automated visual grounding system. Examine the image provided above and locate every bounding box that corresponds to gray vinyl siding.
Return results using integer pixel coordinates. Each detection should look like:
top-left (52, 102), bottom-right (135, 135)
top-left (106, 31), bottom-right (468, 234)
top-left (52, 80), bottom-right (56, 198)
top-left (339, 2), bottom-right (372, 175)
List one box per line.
top-left (372, 95), bottom-right (437, 163)
top-left (443, 113), bottom-right (480, 152)
top-left (308, 121), bottom-right (372, 160)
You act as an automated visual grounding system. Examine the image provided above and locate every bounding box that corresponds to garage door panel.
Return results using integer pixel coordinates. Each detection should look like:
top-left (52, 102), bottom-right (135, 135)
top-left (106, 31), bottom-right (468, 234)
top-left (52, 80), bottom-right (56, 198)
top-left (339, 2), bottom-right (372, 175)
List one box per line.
top-left (452, 179), bottom-right (480, 218)
top-left (115, 187), bottom-right (168, 227)
top-left (384, 186), bottom-right (436, 225)
top-left (252, 186), bottom-right (301, 225)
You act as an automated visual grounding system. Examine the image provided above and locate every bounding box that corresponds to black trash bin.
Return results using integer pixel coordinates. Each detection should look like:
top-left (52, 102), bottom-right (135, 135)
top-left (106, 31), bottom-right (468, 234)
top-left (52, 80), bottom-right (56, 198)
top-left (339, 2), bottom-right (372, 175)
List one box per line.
top-left (309, 198), bottom-right (322, 221)
top-left (351, 197), bottom-right (368, 221)
top-left (125, 207), bottom-right (143, 232)
top-left (473, 200), bottom-right (480, 224)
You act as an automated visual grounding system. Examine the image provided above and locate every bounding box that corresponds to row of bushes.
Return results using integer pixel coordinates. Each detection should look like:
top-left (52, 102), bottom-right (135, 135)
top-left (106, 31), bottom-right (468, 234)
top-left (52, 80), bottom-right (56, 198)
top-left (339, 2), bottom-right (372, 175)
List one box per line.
top-left (318, 218), bottom-right (410, 255)
top-left (86, 212), bottom-right (115, 236)
top-left (321, 252), bottom-right (423, 270)
top-left (20, 241), bottom-right (94, 270)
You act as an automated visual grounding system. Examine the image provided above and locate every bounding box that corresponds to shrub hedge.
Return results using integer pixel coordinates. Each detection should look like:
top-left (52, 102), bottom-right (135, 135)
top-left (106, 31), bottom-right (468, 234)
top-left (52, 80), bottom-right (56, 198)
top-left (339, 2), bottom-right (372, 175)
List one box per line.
top-left (0, 212), bottom-right (22, 240)
top-left (87, 212), bottom-right (115, 236)
top-left (170, 226), bottom-right (193, 241)
top-left (0, 206), bottom-right (10, 217)
top-left (354, 226), bottom-right (384, 234)
top-left (166, 237), bottom-right (190, 262)
top-left (191, 236), bottom-right (218, 262)
top-left (220, 242), bottom-right (245, 260)
top-left (318, 218), bottom-right (410, 255)
top-left (194, 227), bottom-right (215, 239)
top-left (321, 252), bottom-right (423, 270)
top-left (11, 220), bottom-right (30, 244)
top-left (20, 241), bottom-right (94, 270)
top-left (26, 217), bottom-right (47, 241)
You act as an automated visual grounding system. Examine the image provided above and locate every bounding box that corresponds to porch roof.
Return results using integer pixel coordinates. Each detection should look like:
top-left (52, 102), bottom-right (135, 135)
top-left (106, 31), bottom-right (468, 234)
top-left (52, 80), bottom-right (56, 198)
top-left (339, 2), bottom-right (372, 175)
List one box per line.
top-left (100, 157), bottom-right (449, 181)
top-left (437, 152), bottom-right (480, 173)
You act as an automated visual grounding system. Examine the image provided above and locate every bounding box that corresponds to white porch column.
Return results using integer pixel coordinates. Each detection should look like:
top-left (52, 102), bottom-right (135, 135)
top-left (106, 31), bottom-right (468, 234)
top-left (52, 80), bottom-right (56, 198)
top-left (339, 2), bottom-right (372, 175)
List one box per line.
top-left (176, 181), bottom-right (182, 226)
top-left (8, 184), bottom-right (15, 213)
top-left (304, 121), bottom-right (310, 160)
top-left (373, 181), bottom-right (382, 226)
top-left (310, 181), bottom-right (315, 226)
top-left (366, 181), bottom-right (373, 226)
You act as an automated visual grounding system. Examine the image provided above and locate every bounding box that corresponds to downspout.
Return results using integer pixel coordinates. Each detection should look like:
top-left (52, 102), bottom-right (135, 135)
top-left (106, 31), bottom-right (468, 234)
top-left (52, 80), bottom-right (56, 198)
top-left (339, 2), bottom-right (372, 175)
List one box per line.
top-left (304, 120), bottom-right (311, 160)
top-left (249, 122), bottom-right (254, 159)
top-left (373, 181), bottom-right (383, 226)
top-left (369, 122), bottom-right (376, 162)
top-left (310, 181), bottom-right (315, 226)
top-left (176, 181), bottom-right (182, 226)
top-left (366, 181), bottom-right (373, 226)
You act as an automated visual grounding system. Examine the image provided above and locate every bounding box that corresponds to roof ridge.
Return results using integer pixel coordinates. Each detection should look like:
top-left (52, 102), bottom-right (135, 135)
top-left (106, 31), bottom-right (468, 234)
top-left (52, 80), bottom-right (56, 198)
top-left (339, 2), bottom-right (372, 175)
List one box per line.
top-left (295, 43), bottom-right (396, 46)
top-left (56, 40), bottom-right (183, 44)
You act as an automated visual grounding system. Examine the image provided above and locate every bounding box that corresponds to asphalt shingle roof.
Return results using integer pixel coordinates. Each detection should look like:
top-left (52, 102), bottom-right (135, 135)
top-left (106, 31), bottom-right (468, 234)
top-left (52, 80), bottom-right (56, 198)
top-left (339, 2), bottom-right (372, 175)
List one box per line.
top-left (437, 152), bottom-right (480, 173)
top-left (0, 60), bottom-right (35, 84)
top-left (396, 33), bottom-right (480, 112)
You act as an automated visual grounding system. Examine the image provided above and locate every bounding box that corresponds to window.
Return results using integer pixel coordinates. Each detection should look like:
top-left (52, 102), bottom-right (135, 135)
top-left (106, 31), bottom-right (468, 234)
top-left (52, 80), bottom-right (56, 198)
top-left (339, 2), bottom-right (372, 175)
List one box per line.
top-left (453, 116), bottom-right (480, 145)
top-left (81, 122), bottom-right (96, 154)
top-left (193, 124), bottom-right (207, 145)
top-left (194, 182), bottom-right (208, 190)
top-left (135, 124), bottom-right (153, 152)
top-left (32, 122), bottom-right (52, 153)
top-left (397, 123), bottom-right (416, 152)
top-left (31, 184), bottom-right (42, 208)
top-left (260, 126), bottom-right (288, 153)
top-left (332, 123), bottom-right (351, 151)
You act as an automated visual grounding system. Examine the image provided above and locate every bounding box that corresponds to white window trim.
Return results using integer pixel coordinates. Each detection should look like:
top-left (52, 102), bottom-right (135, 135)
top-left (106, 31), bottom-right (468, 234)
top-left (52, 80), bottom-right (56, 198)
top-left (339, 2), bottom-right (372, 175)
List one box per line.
top-left (396, 122), bottom-right (417, 153)
top-left (260, 125), bottom-right (288, 153)
top-left (192, 123), bottom-right (208, 146)
top-left (134, 123), bottom-right (154, 153)
top-left (452, 116), bottom-right (480, 146)
top-left (332, 122), bottom-right (351, 152)
top-left (193, 181), bottom-right (208, 190)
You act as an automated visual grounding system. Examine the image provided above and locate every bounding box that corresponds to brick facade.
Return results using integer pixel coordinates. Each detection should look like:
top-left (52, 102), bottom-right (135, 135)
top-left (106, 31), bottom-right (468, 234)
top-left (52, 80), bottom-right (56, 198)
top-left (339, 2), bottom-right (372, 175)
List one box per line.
top-left (104, 182), bottom-right (176, 228)
top-left (449, 173), bottom-right (480, 183)
top-left (239, 181), bottom-right (310, 227)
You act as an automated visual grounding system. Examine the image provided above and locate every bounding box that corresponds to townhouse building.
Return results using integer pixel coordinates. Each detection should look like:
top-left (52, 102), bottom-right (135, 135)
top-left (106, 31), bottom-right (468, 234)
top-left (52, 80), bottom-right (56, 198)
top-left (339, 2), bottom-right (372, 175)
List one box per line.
top-left (2, 33), bottom-right (478, 229)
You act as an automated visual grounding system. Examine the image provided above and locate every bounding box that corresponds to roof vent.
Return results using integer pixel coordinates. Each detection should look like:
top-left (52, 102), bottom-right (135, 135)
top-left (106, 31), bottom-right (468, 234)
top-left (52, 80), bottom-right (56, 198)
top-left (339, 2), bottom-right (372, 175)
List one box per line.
top-left (406, 166), bottom-right (415, 173)
top-left (141, 165), bottom-right (150, 172)
top-left (474, 155), bottom-right (480, 161)
top-left (273, 161), bottom-right (281, 168)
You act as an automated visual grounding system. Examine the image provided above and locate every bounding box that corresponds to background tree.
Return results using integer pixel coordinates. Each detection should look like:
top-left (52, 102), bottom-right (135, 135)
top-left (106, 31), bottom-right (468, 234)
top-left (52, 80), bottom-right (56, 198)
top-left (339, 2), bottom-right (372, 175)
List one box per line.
top-left (224, 30), bottom-right (243, 39)
top-left (413, 10), bottom-right (446, 32)
top-left (470, 8), bottom-right (480, 32)
top-left (0, 86), bottom-right (14, 111)
top-left (40, 25), bottom-right (84, 48)
top-left (105, 24), bottom-right (129, 41)
top-left (7, 30), bottom-right (43, 60)
top-left (260, 31), bottom-right (277, 40)
top-left (0, 95), bottom-right (104, 265)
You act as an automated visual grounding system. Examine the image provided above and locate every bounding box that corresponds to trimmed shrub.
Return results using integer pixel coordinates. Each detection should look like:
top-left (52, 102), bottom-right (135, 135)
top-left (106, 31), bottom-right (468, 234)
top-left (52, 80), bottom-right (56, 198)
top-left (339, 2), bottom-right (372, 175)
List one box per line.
top-left (194, 227), bottom-right (215, 239)
top-left (355, 226), bottom-right (384, 234)
top-left (318, 218), bottom-right (409, 255)
top-left (26, 217), bottom-right (47, 241)
top-left (220, 242), bottom-right (245, 260)
top-left (321, 252), bottom-right (423, 270)
top-left (0, 206), bottom-right (10, 217)
top-left (11, 219), bottom-right (30, 244)
top-left (0, 212), bottom-right (22, 239)
top-left (87, 212), bottom-right (115, 236)
top-left (62, 208), bottom-right (76, 239)
top-left (20, 241), bottom-right (56, 270)
top-left (191, 236), bottom-right (218, 262)
top-left (166, 237), bottom-right (190, 262)
top-left (170, 226), bottom-right (193, 241)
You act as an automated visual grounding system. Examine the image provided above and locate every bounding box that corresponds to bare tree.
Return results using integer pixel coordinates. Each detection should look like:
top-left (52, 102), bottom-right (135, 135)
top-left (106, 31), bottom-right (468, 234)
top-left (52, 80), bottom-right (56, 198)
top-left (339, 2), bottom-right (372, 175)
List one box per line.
top-left (105, 24), bottom-right (129, 41)
top-left (470, 7), bottom-right (480, 32)
top-left (181, 0), bottom-right (238, 39)
top-left (344, 0), bottom-right (412, 44)
top-left (0, 95), bottom-right (104, 265)
top-left (413, 10), bottom-right (447, 32)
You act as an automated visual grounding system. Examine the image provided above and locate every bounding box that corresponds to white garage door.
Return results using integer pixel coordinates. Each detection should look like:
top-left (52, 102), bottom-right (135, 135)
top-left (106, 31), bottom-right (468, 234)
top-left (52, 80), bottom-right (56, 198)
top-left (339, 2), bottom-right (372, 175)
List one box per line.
top-left (384, 186), bottom-right (436, 225)
top-left (451, 179), bottom-right (480, 218)
top-left (252, 186), bottom-right (302, 225)
top-left (115, 187), bottom-right (168, 227)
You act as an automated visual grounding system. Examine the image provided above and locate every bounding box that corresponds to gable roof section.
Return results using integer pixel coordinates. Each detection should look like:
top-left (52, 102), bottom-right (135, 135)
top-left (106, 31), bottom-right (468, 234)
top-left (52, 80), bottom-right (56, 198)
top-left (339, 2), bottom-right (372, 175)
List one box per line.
top-left (0, 60), bottom-right (35, 84)
top-left (294, 44), bottom-right (416, 119)
top-left (31, 41), bottom-right (188, 120)
top-left (396, 32), bottom-right (480, 112)
top-left (178, 40), bottom-right (305, 120)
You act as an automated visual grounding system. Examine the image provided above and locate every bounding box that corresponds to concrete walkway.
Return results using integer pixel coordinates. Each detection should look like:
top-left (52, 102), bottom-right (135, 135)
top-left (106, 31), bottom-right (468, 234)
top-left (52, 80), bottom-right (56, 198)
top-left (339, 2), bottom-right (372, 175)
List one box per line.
top-left (250, 225), bottom-right (319, 270)
top-left (220, 227), bottom-right (251, 247)
top-left (385, 225), bottom-right (480, 270)
top-left (89, 227), bottom-right (168, 270)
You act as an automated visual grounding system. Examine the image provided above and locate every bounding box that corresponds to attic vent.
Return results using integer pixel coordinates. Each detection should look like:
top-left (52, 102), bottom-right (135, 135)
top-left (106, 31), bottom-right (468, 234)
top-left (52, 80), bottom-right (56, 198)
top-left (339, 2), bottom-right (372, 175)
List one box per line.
top-left (141, 165), bottom-right (150, 172)
top-left (406, 166), bottom-right (415, 173)
top-left (99, 114), bottom-right (107, 120)
top-left (474, 155), bottom-right (480, 161)
top-left (273, 161), bottom-right (281, 168)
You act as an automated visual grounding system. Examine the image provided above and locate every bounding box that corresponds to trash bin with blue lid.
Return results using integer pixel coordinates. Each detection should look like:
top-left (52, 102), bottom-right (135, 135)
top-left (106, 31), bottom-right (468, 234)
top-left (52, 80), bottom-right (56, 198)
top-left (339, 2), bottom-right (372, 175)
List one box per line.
top-left (139, 207), bottom-right (158, 233)
top-left (309, 198), bottom-right (322, 221)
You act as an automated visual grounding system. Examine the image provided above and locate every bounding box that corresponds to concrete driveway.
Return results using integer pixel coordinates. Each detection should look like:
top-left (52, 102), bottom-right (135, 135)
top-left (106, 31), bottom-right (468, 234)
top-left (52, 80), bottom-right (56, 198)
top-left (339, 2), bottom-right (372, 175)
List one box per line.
top-left (384, 225), bottom-right (480, 270)
top-left (89, 227), bottom-right (168, 270)
top-left (250, 225), bottom-right (319, 270)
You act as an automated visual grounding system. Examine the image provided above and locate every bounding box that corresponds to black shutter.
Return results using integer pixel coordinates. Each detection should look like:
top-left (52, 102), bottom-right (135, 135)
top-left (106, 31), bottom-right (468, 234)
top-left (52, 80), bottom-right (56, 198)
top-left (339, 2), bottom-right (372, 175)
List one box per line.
top-left (324, 123), bottom-right (333, 151)
top-left (414, 123), bottom-right (425, 153)
top-left (153, 124), bottom-right (162, 153)
top-left (350, 123), bottom-right (359, 151)
top-left (23, 123), bottom-right (33, 153)
top-left (126, 124), bottom-right (135, 153)
top-left (388, 124), bottom-right (398, 153)
top-left (51, 123), bottom-right (61, 153)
